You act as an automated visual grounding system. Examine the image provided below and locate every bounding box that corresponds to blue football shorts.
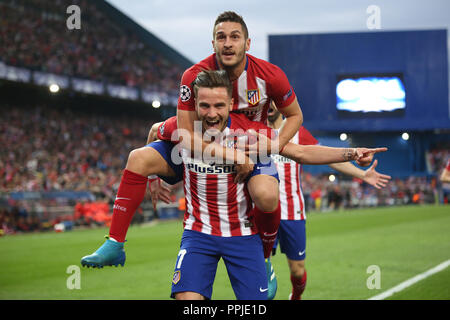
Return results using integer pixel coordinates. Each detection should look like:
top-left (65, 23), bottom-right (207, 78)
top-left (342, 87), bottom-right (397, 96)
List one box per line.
top-left (170, 229), bottom-right (268, 300)
top-left (272, 219), bottom-right (306, 261)
top-left (146, 140), bottom-right (183, 185)
top-left (146, 140), bottom-right (279, 185)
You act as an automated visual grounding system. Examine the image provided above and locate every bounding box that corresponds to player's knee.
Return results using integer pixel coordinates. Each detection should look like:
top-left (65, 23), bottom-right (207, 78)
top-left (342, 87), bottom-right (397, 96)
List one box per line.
top-left (127, 148), bottom-right (145, 165)
top-left (126, 147), bottom-right (152, 175)
top-left (248, 174), bottom-right (279, 212)
top-left (252, 185), bottom-right (279, 212)
top-left (289, 260), bottom-right (305, 279)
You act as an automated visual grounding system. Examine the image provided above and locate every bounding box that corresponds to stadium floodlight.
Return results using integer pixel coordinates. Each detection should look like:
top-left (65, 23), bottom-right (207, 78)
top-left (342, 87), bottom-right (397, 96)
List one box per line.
top-left (340, 133), bottom-right (348, 141)
top-left (49, 84), bottom-right (60, 93)
top-left (401, 132), bottom-right (409, 141)
top-left (329, 174), bottom-right (336, 182)
top-left (152, 100), bottom-right (161, 108)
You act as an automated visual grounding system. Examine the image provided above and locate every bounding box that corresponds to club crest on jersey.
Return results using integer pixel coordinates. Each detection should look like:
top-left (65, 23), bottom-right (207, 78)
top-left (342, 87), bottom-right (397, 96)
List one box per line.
top-left (172, 270), bottom-right (181, 284)
top-left (246, 89), bottom-right (260, 105)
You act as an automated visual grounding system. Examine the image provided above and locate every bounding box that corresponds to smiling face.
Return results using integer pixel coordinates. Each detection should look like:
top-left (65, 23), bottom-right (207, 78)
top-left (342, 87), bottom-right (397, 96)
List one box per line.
top-left (212, 21), bottom-right (250, 70)
top-left (195, 86), bottom-right (232, 133)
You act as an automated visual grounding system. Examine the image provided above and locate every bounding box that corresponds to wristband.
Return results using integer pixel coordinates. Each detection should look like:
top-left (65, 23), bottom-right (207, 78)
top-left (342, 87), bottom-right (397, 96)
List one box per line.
top-left (148, 176), bottom-right (160, 191)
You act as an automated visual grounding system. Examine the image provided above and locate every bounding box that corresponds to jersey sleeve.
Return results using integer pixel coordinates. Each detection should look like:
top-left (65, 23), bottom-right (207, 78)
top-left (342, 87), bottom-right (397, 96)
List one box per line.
top-left (247, 117), bottom-right (277, 139)
top-left (268, 65), bottom-right (297, 109)
top-left (446, 159), bottom-right (450, 171)
top-left (298, 127), bottom-right (318, 146)
top-left (157, 116), bottom-right (179, 142)
top-left (177, 68), bottom-right (199, 112)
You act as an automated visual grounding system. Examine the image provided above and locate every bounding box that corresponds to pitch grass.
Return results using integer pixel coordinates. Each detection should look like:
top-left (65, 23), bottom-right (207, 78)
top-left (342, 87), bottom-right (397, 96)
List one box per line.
top-left (0, 204), bottom-right (449, 300)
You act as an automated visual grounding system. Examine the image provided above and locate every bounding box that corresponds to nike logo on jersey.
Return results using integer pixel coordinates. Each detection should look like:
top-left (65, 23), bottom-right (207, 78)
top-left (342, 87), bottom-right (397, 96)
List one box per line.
top-left (299, 250), bottom-right (305, 256)
top-left (259, 287), bottom-right (268, 292)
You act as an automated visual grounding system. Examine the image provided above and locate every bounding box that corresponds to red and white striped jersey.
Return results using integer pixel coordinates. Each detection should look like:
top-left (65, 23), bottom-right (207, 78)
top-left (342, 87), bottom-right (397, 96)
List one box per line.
top-left (271, 125), bottom-right (318, 221)
top-left (159, 114), bottom-right (276, 237)
top-left (177, 53), bottom-right (296, 124)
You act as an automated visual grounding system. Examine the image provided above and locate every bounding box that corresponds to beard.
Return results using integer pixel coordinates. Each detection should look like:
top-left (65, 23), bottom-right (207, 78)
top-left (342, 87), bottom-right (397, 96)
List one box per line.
top-left (216, 46), bottom-right (246, 70)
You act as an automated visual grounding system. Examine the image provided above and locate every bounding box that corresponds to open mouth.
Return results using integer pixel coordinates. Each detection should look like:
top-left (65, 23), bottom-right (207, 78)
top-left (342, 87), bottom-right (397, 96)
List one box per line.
top-left (268, 107), bottom-right (275, 116)
top-left (222, 51), bottom-right (235, 58)
top-left (205, 119), bottom-right (220, 129)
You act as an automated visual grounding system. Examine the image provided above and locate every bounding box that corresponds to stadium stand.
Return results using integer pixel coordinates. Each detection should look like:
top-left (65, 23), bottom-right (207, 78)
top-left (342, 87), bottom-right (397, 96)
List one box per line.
top-left (0, 102), bottom-right (155, 233)
top-left (301, 172), bottom-right (438, 214)
top-left (0, 2), bottom-right (448, 237)
top-left (0, 0), bottom-right (186, 92)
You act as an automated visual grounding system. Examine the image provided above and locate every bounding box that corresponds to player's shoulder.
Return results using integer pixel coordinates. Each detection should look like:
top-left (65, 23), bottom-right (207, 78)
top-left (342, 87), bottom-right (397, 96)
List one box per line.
top-left (247, 54), bottom-right (286, 78)
top-left (230, 113), bottom-right (269, 131)
top-left (229, 113), bottom-right (249, 129)
top-left (182, 54), bottom-right (217, 81)
top-left (157, 116), bottom-right (178, 141)
top-left (298, 126), bottom-right (318, 145)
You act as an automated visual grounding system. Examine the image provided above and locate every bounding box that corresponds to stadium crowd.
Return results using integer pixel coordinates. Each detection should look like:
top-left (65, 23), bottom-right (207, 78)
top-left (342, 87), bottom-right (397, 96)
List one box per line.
top-left (0, 0), bottom-right (183, 93)
top-left (0, 103), bottom-right (155, 235)
top-left (301, 173), bottom-right (438, 213)
top-left (1, 103), bottom-right (446, 236)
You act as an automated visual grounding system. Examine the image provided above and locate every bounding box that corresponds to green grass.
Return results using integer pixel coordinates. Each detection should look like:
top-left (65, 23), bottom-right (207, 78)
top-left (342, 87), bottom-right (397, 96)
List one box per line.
top-left (0, 205), bottom-right (449, 300)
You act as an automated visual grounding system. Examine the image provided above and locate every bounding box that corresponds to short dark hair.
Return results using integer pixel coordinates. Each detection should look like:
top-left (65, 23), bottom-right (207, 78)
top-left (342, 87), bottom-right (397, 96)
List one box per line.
top-left (192, 70), bottom-right (232, 99)
top-left (213, 11), bottom-right (248, 39)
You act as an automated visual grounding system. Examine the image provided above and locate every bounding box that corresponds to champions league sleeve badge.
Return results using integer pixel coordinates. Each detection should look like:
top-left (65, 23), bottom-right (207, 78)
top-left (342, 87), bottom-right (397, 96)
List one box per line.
top-left (180, 85), bottom-right (191, 102)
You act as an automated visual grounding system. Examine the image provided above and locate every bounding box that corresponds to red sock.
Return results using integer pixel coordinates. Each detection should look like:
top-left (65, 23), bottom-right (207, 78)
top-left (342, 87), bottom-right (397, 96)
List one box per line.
top-left (290, 270), bottom-right (307, 300)
top-left (253, 202), bottom-right (281, 259)
top-left (108, 169), bottom-right (148, 242)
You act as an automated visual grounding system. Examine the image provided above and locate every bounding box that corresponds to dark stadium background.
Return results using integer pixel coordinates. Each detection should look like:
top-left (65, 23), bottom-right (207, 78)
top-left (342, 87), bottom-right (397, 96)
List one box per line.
top-left (0, 0), bottom-right (448, 266)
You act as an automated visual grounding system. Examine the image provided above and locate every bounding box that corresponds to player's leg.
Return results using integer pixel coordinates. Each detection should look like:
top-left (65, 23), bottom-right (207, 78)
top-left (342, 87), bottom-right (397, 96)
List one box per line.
top-left (81, 141), bottom-right (182, 268)
top-left (287, 259), bottom-right (307, 300)
top-left (174, 292), bottom-right (205, 300)
top-left (171, 230), bottom-right (220, 300)
top-left (278, 219), bottom-right (307, 300)
top-left (108, 142), bottom-right (181, 242)
top-left (246, 161), bottom-right (281, 259)
top-left (222, 234), bottom-right (268, 300)
top-left (246, 160), bottom-right (281, 299)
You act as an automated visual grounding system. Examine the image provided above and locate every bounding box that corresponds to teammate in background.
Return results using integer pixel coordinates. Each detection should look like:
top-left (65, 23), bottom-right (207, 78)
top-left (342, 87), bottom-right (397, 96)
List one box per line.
top-left (267, 103), bottom-right (392, 300)
top-left (440, 159), bottom-right (450, 183)
top-left (175, 11), bottom-right (303, 273)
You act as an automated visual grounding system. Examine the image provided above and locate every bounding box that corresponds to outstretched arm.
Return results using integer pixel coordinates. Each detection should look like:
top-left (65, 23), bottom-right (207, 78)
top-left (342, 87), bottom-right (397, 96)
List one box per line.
top-left (329, 160), bottom-right (391, 189)
top-left (280, 142), bottom-right (388, 165)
